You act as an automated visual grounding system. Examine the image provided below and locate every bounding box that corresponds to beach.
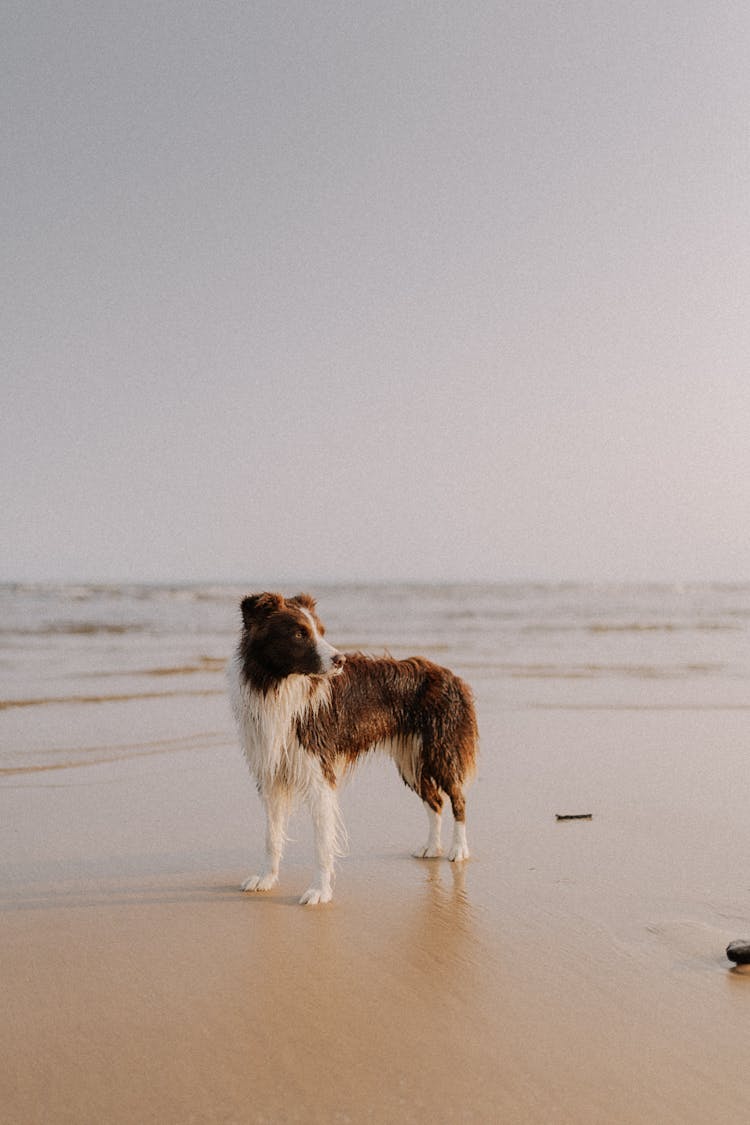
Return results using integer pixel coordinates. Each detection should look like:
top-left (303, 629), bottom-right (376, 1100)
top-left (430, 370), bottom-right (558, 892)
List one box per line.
top-left (3, 583), bottom-right (750, 1123)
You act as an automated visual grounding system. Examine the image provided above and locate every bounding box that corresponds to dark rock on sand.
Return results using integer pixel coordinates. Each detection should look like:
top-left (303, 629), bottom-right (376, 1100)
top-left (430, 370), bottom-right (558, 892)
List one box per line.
top-left (726, 941), bottom-right (750, 965)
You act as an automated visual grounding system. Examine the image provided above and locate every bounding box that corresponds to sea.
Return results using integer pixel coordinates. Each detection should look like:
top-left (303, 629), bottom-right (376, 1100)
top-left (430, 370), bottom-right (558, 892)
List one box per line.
top-left (2, 581), bottom-right (750, 777)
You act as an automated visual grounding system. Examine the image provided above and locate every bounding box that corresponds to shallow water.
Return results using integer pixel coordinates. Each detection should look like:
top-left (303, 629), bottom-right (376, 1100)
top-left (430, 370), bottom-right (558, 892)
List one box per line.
top-left (3, 579), bottom-right (749, 709)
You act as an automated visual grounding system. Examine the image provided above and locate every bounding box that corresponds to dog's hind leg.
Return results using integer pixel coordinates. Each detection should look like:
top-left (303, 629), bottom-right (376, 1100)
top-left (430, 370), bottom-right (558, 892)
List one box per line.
top-left (412, 778), bottom-right (444, 858)
top-left (242, 782), bottom-right (290, 892)
top-left (445, 783), bottom-right (470, 862)
top-left (299, 778), bottom-right (342, 905)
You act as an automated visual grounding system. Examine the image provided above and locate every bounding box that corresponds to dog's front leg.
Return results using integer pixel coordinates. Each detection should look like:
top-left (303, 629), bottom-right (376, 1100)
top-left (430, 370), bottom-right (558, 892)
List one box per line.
top-left (299, 780), bottom-right (340, 905)
top-left (242, 782), bottom-right (289, 893)
top-left (413, 802), bottom-right (443, 858)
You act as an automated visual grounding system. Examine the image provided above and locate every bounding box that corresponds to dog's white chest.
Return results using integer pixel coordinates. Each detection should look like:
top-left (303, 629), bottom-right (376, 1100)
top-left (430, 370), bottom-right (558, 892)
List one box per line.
top-left (227, 654), bottom-right (330, 786)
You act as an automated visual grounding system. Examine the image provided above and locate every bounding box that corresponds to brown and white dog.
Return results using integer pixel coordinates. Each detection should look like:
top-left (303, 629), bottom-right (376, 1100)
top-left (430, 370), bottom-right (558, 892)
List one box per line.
top-left (227, 592), bottom-right (478, 904)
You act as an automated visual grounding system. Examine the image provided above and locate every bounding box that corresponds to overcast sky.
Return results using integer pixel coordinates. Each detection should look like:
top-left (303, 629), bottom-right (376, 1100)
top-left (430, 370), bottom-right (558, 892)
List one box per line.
top-left (3, 1), bottom-right (749, 584)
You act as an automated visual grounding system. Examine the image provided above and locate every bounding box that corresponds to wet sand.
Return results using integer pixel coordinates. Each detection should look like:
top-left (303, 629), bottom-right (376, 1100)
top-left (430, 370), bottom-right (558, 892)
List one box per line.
top-left (3, 681), bottom-right (750, 1123)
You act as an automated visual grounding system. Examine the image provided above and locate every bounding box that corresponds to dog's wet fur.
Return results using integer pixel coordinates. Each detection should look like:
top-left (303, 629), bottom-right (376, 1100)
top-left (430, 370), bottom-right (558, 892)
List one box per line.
top-left (228, 592), bottom-right (478, 904)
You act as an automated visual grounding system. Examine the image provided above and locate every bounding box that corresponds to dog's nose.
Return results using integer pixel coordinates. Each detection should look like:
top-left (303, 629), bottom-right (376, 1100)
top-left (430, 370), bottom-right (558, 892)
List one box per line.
top-left (331, 652), bottom-right (346, 669)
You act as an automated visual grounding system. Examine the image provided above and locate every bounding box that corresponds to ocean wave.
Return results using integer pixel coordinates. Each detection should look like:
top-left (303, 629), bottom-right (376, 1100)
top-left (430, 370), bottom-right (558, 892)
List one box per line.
top-left (520, 621), bottom-right (741, 635)
top-left (588, 622), bottom-right (739, 633)
top-left (0, 623), bottom-right (147, 637)
top-left (0, 731), bottom-right (233, 776)
top-left (85, 656), bottom-right (227, 678)
top-left (461, 661), bottom-right (727, 680)
top-left (0, 687), bottom-right (225, 711)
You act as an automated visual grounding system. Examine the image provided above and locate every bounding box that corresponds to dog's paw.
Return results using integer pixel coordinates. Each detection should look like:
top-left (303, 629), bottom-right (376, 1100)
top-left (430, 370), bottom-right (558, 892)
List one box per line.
top-left (447, 843), bottom-right (470, 862)
top-left (241, 873), bottom-right (277, 892)
top-left (412, 844), bottom-right (443, 858)
top-left (299, 886), bottom-right (333, 906)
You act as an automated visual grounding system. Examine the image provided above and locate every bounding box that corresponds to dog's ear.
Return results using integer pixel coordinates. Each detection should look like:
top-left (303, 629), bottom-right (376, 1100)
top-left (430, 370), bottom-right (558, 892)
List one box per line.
top-left (241, 593), bottom-right (283, 629)
top-left (290, 592), bottom-right (317, 614)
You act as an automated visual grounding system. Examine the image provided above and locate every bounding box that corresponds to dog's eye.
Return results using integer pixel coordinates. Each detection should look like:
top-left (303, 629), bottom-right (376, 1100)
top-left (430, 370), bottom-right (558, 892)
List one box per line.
top-left (294, 629), bottom-right (305, 640)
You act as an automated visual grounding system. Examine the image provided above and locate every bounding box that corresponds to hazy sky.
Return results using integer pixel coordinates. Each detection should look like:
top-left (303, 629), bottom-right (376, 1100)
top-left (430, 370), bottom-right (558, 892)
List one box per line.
top-left (4, 1), bottom-right (749, 584)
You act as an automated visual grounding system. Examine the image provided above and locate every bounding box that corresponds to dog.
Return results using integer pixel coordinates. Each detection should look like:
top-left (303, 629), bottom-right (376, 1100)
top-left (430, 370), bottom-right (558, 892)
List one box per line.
top-left (227, 592), bottom-right (478, 904)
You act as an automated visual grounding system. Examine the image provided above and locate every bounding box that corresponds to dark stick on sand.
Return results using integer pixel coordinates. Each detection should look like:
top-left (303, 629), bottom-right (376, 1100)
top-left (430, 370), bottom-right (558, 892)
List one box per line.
top-left (555, 813), bottom-right (593, 821)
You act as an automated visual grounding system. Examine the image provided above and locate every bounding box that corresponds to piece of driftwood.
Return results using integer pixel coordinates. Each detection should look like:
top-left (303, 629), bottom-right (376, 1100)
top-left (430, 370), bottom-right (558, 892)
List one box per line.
top-left (555, 813), bottom-right (593, 821)
top-left (726, 940), bottom-right (750, 965)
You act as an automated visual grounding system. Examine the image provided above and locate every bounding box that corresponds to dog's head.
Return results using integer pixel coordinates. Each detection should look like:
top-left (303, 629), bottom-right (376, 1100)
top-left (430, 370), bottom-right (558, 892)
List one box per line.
top-left (239, 592), bottom-right (345, 679)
